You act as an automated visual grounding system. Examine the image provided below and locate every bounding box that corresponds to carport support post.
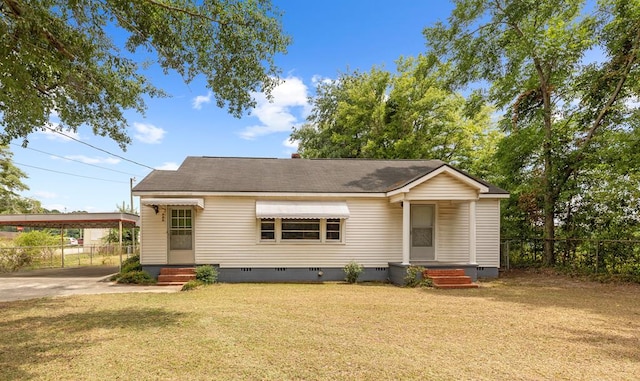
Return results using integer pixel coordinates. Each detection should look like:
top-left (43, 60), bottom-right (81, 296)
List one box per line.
top-left (60, 226), bottom-right (65, 268)
top-left (119, 220), bottom-right (123, 271)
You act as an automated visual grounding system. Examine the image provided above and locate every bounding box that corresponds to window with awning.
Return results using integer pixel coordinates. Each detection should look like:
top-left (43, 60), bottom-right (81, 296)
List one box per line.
top-left (256, 201), bottom-right (349, 243)
top-left (141, 198), bottom-right (205, 209)
top-left (255, 201), bottom-right (350, 219)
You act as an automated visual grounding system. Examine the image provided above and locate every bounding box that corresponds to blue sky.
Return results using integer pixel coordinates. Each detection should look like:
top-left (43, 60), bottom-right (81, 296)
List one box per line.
top-left (11, 0), bottom-right (455, 213)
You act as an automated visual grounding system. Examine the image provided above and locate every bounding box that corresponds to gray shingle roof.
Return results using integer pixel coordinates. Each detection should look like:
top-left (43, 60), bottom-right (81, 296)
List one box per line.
top-left (133, 157), bottom-right (508, 194)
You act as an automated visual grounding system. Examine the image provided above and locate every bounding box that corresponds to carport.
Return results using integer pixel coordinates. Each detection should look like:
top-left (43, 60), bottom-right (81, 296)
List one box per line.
top-left (0, 213), bottom-right (139, 267)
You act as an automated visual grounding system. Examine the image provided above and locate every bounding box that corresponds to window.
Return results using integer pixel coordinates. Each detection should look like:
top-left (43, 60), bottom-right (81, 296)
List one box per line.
top-left (326, 218), bottom-right (341, 241)
top-left (170, 209), bottom-right (192, 250)
top-left (281, 219), bottom-right (320, 240)
top-left (260, 218), bottom-right (275, 240)
top-left (259, 218), bottom-right (344, 243)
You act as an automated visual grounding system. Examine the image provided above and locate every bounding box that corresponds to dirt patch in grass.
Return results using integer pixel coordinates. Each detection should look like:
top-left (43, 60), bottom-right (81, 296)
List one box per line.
top-left (1, 273), bottom-right (639, 380)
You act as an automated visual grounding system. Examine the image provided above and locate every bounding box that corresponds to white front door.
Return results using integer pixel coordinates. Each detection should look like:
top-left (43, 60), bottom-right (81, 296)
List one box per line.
top-left (410, 204), bottom-right (435, 261)
top-left (168, 207), bottom-right (195, 264)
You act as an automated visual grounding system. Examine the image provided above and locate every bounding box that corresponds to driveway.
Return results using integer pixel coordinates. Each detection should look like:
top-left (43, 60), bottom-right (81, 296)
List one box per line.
top-left (0, 266), bottom-right (180, 302)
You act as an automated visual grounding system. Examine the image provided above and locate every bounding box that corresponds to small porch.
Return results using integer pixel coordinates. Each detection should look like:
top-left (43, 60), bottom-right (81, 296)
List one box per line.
top-left (388, 262), bottom-right (479, 285)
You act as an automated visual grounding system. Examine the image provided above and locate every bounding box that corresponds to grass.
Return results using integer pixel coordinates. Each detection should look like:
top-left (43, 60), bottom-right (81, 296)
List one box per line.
top-left (0, 272), bottom-right (639, 380)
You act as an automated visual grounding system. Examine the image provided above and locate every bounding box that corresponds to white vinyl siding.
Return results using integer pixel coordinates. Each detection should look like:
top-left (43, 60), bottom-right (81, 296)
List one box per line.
top-left (436, 201), bottom-right (470, 262)
top-left (406, 173), bottom-right (478, 200)
top-left (139, 203), bottom-right (168, 265)
top-left (195, 197), bottom-right (403, 268)
top-left (476, 199), bottom-right (501, 267)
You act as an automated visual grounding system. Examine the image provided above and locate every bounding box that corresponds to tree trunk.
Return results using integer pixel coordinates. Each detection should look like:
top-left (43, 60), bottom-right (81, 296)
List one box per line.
top-left (541, 85), bottom-right (556, 266)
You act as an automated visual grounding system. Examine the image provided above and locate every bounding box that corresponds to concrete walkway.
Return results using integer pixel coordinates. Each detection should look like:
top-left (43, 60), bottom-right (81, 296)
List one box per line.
top-left (0, 266), bottom-right (180, 302)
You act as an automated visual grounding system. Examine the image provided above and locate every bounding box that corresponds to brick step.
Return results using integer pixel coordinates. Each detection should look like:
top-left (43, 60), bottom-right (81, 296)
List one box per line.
top-left (424, 269), bottom-right (466, 277)
top-left (160, 267), bottom-right (196, 275)
top-left (157, 282), bottom-right (189, 286)
top-left (429, 276), bottom-right (474, 285)
top-left (158, 274), bottom-right (196, 283)
top-left (434, 283), bottom-right (479, 289)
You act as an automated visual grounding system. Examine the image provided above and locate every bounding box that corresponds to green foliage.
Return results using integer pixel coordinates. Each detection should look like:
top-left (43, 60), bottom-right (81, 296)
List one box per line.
top-left (116, 270), bottom-right (155, 285)
top-left (181, 279), bottom-right (205, 291)
top-left (425, 0), bottom-right (640, 265)
top-left (0, 145), bottom-right (35, 214)
top-left (291, 59), bottom-right (501, 175)
top-left (13, 230), bottom-right (59, 248)
top-left (343, 261), bottom-right (363, 284)
top-left (0, 0), bottom-right (290, 149)
top-left (403, 266), bottom-right (433, 288)
top-left (195, 265), bottom-right (218, 284)
top-left (113, 254), bottom-right (154, 284)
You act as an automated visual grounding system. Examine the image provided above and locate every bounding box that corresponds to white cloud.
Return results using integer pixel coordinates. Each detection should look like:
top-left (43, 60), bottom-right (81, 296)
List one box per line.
top-left (311, 74), bottom-right (333, 87)
top-left (33, 190), bottom-right (58, 199)
top-left (192, 91), bottom-right (212, 110)
top-left (239, 76), bottom-right (310, 140)
top-left (61, 155), bottom-right (121, 165)
top-left (133, 122), bottom-right (166, 144)
top-left (282, 138), bottom-right (299, 150)
top-left (156, 162), bottom-right (179, 170)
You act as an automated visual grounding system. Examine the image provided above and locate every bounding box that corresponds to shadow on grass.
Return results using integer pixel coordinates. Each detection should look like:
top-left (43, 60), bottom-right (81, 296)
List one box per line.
top-left (0, 298), bottom-right (186, 380)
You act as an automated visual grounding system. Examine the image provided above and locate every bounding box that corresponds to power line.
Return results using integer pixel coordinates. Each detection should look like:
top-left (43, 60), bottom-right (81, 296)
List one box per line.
top-left (14, 162), bottom-right (129, 184)
top-left (11, 143), bottom-right (143, 177)
top-left (43, 126), bottom-right (156, 170)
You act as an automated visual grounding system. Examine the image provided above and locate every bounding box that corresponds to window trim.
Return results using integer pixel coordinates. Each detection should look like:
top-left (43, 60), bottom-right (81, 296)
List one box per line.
top-left (257, 217), bottom-right (345, 244)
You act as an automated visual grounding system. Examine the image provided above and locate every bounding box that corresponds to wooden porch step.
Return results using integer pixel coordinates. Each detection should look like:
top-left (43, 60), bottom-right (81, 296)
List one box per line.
top-left (423, 268), bottom-right (479, 289)
top-left (157, 267), bottom-right (196, 286)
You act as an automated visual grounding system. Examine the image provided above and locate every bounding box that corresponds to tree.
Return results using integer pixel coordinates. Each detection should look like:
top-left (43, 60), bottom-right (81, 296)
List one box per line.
top-left (1, 0), bottom-right (290, 149)
top-left (424, 0), bottom-right (640, 265)
top-left (291, 57), bottom-right (501, 175)
top-left (0, 144), bottom-right (39, 213)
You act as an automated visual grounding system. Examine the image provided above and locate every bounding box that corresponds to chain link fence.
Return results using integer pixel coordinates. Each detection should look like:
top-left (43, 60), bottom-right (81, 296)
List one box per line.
top-left (501, 237), bottom-right (640, 277)
top-left (0, 243), bottom-right (139, 273)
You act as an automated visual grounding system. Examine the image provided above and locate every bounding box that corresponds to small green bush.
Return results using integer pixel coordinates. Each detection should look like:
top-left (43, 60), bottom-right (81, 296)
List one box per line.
top-left (404, 266), bottom-right (433, 288)
top-left (116, 270), bottom-right (155, 285)
top-left (181, 279), bottom-right (205, 291)
top-left (343, 261), bottom-right (363, 284)
top-left (121, 254), bottom-right (140, 268)
top-left (196, 265), bottom-right (218, 284)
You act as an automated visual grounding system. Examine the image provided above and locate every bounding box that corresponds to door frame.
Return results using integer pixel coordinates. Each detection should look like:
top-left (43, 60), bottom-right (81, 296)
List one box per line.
top-left (409, 202), bottom-right (437, 261)
top-left (167, 206), bottom-right (195, 265)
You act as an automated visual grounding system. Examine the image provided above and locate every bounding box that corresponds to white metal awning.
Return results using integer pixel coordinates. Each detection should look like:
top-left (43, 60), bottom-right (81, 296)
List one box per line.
top-left (256, 201), bottom-right (350, 219)
top-left (141, 198), bottom-right (205, 209)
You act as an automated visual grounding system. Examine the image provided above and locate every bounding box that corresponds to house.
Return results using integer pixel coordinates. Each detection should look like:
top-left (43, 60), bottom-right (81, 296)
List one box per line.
top-left (132, 156), bottom-right (509, 284)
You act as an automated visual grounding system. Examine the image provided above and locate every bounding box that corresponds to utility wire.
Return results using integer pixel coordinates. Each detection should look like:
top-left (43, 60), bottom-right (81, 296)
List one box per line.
top-left (14, 162), bottom-right (129, 184)
top-left (11, 143), bottom-right (142, 177)
top-left (43, 126), bottom-right (156, 170)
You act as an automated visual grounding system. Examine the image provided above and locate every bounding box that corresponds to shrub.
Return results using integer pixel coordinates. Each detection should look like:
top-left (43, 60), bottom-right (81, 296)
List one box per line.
top-left (116, 270), bottom-right (155, 285)
top-left (120, 259), bottom-right (142, 274)
top-left (181, 279), bottom-right (205, 291)
top-left (343, 261), bottom-right (363, 284)
top-left (404, 266), bottom-right (433, 288)
top-left (195, 265), bottom-right (218, 284)
top-left (112, 254), bottom-right (144, 283)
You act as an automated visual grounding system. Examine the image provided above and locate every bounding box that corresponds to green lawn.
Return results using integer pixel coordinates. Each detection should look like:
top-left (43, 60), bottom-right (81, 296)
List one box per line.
top-left (1, 272), bottom-right (639, 380)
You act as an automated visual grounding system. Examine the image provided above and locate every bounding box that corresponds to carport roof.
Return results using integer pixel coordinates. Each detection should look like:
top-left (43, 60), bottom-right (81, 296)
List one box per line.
top-left (0, 213), bottom-right (139, 229)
